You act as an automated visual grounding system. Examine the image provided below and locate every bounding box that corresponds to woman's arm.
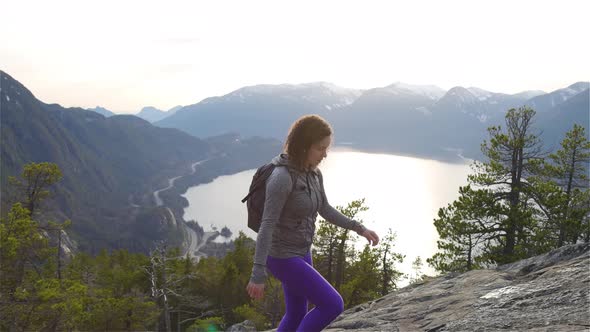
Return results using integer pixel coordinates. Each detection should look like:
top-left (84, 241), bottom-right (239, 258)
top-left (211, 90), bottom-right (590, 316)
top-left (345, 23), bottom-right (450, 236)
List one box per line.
top-left (317, 171), bottom-right (380, 246)
top-left (319, 200), bottom-right (368, 235)
top-left (317, 170), bottom-right (367, 235)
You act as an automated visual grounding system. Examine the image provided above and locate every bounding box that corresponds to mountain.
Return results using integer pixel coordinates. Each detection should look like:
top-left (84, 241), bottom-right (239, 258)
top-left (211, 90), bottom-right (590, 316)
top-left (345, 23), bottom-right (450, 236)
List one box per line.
top-left (525, 82), bottom-right (590, 114)
top-left (136, 105), bottom-right (183, 123)
top-left (136, 106), bottom-right (166, 122)
top-left (87, 106), bottom-right (115, 117)
top-left (88, 105), bottom-right (183, 122)
top-left (167, 105), bottom-right (183, 114)
top-left (373, 82), bottom-right (446, 100)
top-left (156, 82), bottom-right (362, 139)
top-left (1, 71), bottom-right (285, 255)
top-left (324, 83), bottom-right (446, 159)
top-left (315, 243), bottom-right (589, 332)
top-left (0, 70), bottom-right (214, 253)
top-left (538, 88), bottom-right (590, 149)
top-left (156, 81), bottom-right (589, 162)
top-left (512, 90), bottom-right (546, 100)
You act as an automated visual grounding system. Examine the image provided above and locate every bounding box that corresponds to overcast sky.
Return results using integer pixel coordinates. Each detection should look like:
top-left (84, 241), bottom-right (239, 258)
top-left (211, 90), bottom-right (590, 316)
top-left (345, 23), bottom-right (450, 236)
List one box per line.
top-left (1, 0), bottom-right (588, 114)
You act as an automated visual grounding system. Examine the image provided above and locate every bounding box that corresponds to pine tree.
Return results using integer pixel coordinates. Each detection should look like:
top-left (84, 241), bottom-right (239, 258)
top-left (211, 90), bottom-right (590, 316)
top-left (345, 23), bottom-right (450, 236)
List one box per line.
top-left (410, 256), bottom-right (424, 284)
top-left (429, 107), bottom-right (546, 272)
top-left (378, 228), bottom-right (404, 295)
top-left (333, 199), bottom-right (367, 291)
top-left (531, 124), bottom-right (590, 246)
top-left (428, 185), bottom-right (500, 272)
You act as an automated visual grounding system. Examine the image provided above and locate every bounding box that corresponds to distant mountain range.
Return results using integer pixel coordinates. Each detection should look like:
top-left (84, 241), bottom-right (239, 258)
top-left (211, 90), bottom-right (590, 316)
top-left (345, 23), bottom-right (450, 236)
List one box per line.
top-left (156, 81), bottom-right (589, 161)
top-left (87, 105), bottom-right (183, 123)
top-left (2, 69), bottom-right (588, 254)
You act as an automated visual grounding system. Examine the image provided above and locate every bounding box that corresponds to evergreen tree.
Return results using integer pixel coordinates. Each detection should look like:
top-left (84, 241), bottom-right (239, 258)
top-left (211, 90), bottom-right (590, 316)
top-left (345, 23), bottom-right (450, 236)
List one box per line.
top-left (410, 256), bottom-right (424, 284)
top-left (530, 124), bottom-right (590, 246)
top-left (313, 199), bottom-right (368, 291)
top-left (0, 203), bottom-right (53, 330)
top-left (429, 107), bottom-right (546, 272)
top-left (340, 244), bottom-right (381, 307)
top-left (377, 228), bottom-right (404, 295)
top-left (314, 201), bottom-right (404, 309)
top-left (8, 162), bottom-right (62, 216)
top-left (312, 219), bottom-right (340, 283)
top-left (428, 185), bottom-right (500, 272)
top-left (0, 162), bottom-right (67, 331)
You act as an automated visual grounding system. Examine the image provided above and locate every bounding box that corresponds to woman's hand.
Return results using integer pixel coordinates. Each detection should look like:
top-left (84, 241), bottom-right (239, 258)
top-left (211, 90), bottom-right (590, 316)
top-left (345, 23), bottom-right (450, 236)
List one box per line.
top-left (246, 281), bottom-right (265, 300)
top-left (361, 229), bottom-right (380, 246)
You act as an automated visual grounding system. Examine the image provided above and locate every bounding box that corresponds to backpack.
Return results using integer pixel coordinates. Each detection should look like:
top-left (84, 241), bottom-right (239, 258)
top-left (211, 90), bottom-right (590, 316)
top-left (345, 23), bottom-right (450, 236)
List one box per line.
top-left (241, 164), bottom-right (298, 233)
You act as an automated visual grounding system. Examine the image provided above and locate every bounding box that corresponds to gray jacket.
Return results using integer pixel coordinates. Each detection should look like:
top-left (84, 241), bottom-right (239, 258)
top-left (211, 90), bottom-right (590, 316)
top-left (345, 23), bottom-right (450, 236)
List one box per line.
top-left (250, 153), bottom-right (367, 284)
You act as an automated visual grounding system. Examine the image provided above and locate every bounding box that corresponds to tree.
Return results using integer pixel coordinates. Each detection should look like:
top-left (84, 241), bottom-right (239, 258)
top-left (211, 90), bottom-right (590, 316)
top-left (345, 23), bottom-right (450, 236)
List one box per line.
top-left (546, 124), bottom-right (590, 244)
top-left (410, 256), bottom-right (423, 284)
top-left (257, 276), bottom-right (284, 329)
top-left (8, 162), bottom-right (62, 216)
top-left (335, 199), bottom-right (367, 291)
top-left (377, 228), bottom-right (404, 295)
top-left (340, 244), bottom-right (381, 307)
top-left (0, 162), bottom-right (66, 331)
top-left (475, 107), bottom-right (545, 261)
top-left (530, 124), bottom-right (590, 246)
top-left (313, 199), bottom-right (368, 291)
top-left (4, 162), bottom-right (70, 283)
top-left (339, 230), bottom-right (404, 307)
top-left (144, 242), bottom-right (182, 332)
top-left (233, 304), bottom-right (267, 331)
top-left (429, 107), bottom-right (546, 272)
top-left (427, 185), bottom-right (500, 272)
top-left (0, 203), bottom-right (53, 331)
top-left (313, 219), bottom-right (340, 283)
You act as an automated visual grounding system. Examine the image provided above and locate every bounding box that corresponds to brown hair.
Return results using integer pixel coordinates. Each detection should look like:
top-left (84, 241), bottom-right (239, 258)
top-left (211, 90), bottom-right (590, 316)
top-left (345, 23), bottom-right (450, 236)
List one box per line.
top-left (284, 114), bottom-right (332, 169)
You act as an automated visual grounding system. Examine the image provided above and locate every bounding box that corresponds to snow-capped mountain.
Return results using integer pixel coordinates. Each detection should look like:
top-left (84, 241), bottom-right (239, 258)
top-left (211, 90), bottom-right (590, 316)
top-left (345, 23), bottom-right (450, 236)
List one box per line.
top-left (527, 82), bottom-right (590, 113)
top-left (432, 85), bottom-right (547, 124)
top-left (156, 80), bottom-right (588, 162)
top-left (205, 82), bottom-right (362, 112)
top-left (438, 87), bottom-right (480, 108)
top-left (382, 82), bottom-right (446, 100)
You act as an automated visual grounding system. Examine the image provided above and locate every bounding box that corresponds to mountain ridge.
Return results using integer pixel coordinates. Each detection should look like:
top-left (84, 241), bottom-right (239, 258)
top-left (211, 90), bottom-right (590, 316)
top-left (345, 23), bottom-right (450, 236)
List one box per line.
top-left (156, 80), bottom-right (589, 162)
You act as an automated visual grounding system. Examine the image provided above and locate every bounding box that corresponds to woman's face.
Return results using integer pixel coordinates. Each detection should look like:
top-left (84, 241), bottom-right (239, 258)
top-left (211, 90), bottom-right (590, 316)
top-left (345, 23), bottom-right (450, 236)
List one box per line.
top-left (306, 135), bottom-right (331, 170)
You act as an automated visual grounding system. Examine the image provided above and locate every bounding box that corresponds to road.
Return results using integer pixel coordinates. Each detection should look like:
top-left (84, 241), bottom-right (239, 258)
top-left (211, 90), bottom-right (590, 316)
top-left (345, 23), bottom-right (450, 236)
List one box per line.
top-left (150, 157), bottom-right (212, 258)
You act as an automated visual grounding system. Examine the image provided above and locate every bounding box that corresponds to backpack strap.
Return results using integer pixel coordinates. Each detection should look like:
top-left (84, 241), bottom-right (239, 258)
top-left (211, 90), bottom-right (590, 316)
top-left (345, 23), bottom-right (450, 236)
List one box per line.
top-left (317, 169), bottom-right (324, 192)
top-left (285, 166), bottom-right (298, 195)
top-left (241, 164), bottom-right (298, 203)
top-left (241, 164), bottom-right (276, 203)
top-left (316, 169), bottom-right (326, 206)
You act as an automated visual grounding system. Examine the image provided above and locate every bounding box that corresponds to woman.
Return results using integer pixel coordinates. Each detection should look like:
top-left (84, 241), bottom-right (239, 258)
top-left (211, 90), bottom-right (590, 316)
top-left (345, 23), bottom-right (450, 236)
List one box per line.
top-left (245, 114), bottom-right (380, 332)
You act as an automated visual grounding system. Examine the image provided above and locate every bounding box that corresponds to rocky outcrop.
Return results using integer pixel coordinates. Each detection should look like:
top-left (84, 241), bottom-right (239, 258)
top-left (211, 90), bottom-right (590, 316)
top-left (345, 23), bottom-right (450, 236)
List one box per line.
top-left (227, 320), bottom-right (257, 332)
top-left (325, 243), bottom-right (589, 331)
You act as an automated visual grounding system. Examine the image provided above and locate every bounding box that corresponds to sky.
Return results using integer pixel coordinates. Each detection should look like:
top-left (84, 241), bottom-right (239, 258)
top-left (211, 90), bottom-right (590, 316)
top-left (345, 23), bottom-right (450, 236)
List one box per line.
top-left (1, 0), bottom-right (589, 114)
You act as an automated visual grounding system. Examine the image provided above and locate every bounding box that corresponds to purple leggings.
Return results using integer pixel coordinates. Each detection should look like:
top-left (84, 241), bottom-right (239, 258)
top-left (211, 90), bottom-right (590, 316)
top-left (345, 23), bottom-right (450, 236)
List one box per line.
top-left (266, 251), bottom-right (344, 332)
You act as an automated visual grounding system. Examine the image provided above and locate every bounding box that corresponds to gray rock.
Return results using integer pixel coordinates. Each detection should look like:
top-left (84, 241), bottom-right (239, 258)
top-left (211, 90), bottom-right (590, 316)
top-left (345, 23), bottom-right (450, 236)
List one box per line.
top-left (227, 320), bottom-right (257, 332)
top-left (323, 243), bottom-right (589, 331)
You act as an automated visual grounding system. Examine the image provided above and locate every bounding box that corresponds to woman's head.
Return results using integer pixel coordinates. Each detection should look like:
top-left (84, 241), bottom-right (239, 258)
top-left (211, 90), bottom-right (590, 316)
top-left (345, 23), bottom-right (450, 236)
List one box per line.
top-left (284, 114), bottom-right (332, 170)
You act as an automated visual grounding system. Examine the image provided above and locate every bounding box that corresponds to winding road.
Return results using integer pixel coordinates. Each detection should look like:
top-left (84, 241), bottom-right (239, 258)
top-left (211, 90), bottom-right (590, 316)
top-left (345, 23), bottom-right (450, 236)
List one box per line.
top-left (153, 176), bottom-right (182, 207)
top-left (151, 158), bottom-right (211, 258)
top-left (153, 158), bottom-right (210, 207)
